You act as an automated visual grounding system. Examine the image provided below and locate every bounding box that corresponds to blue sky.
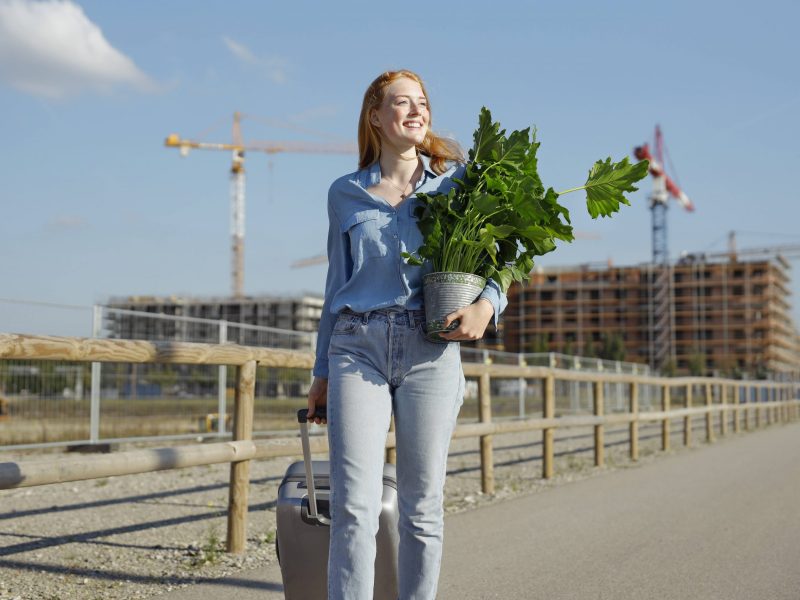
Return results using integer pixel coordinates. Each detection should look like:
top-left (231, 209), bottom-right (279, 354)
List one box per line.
top-left (1, 0), bottom-right (799, 336)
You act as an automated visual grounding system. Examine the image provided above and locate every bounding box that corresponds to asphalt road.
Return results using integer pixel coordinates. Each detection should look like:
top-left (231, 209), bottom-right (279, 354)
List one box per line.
top-left (164, 421), bottom-right (800, 599)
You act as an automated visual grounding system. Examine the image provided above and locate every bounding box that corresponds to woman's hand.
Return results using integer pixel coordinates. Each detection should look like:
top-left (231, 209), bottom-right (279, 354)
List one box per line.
top-left (438, 298), bottom-right (494, 342)
top-left (307, 377), bottom-right (328, 425)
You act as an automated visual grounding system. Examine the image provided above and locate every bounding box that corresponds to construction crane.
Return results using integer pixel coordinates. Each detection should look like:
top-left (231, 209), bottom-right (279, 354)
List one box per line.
top-left (165, 112), bottom-right (356, 298)
top-left (633, 125), bottom-right (694, 265)
top-left (634, 126), bottom-right (694, 371)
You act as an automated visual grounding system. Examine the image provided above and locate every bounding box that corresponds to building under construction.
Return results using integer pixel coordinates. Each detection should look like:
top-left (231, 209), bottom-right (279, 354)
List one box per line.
top-left (503, 253), bottom-right (800, 378)
top-left (106, 294), bottom-right (324, 348)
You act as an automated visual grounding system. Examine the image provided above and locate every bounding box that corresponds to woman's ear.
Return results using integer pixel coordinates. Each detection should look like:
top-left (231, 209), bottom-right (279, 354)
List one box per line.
top-left (370, 110), bottom-right (381, 127)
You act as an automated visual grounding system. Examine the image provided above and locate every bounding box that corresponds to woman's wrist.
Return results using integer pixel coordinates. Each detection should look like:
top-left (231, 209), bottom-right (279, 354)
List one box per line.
top-left (476, 297), bottom-right (495, 315)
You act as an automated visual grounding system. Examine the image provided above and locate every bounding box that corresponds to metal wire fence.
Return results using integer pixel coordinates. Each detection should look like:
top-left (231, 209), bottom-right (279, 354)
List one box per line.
top-left (1, 303), bottom-right (654, 450)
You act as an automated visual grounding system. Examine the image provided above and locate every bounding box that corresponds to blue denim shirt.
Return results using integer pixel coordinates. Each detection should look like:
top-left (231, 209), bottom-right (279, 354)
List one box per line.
top-left (313, 156), bottom-right (508, 378)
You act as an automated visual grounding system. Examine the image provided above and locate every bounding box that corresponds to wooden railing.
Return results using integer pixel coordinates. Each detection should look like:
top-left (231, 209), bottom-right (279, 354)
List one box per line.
top-left (1, 333), bottom-right (798, 553)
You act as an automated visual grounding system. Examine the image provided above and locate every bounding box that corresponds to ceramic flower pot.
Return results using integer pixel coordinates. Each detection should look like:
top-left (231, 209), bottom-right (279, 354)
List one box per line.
top-left (422, 272), bottom-right (486, 342)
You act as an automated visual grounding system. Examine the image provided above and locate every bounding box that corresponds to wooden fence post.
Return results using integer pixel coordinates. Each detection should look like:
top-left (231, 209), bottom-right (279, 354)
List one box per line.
top-left (662, 385), bottom-right (671, 452)
top-left (543, 375), bottom-right (555, 479)
top-left (775, 388), bottom-right (788, 423)
top-left (593, 380), bottom-right (604, 467)
top-left (768, 387), bottom-right (773, 425)
top-left (705, 383), bottom-right (714, 443)
top-left (766, 387), bottom-right (773, 426)
top-left (756, 387), bottom-right (762, 428)
top-left (629, 382), bottom-right (639, 461)
top-left (479, 371), bottom-right (494, 495)
top-left (785, 389), bottom-right (791, 422)
top-left (227, 359), bottom-right (256, 554)
top-left (733, 385), bottom-right (741, 434)
top-left (684, 384), bottom-right (692, 447)
top-left (775, 388), bottom-right (780, 424)
top-left (764, 388), bottom-right (769, 425)
top-left (785, 388), bottom-right (791, 422)
top-left (747, 386), bottom-right (753, 430)
top-left (720, 384), bottom-right (728, 436)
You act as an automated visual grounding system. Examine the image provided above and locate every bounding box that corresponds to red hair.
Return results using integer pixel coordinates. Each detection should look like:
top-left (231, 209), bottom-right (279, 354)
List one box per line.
top-left (358, 70), bottom-right (463, 175)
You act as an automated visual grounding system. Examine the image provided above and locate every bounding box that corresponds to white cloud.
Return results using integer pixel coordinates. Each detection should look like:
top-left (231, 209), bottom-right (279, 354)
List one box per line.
top-left (0, 0), bottom-right (156, 99)
top-left (222, 36), bottom-right (258, 65)
top-left (48, 215), bottom-right (88, 231)
top-left (222, 35), bottom-right (287, 84)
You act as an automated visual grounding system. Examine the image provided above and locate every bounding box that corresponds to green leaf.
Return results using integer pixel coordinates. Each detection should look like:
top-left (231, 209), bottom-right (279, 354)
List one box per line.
top-left (470, 107), bottom-right (505, 164)
top-left (494, 268), bottom-right (514, 293)
top-left (472, 192), bottom-right (500, 215)
top-left (583, 157), bottom-right (649, 218)
top-left (484, 223), bottom-right (515, 238)
top-left (401, 252), bottom-right (424, 266)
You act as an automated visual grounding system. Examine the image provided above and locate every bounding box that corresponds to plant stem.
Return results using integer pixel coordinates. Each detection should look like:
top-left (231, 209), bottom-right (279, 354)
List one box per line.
top-left (555, 185), bottom-right (585, 195)
top-left (557, 179), bottom-right (610, 196)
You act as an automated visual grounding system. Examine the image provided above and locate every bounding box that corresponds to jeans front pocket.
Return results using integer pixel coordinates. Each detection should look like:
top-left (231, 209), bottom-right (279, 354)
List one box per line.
top-left (331, 313), bottom-right (361, 336)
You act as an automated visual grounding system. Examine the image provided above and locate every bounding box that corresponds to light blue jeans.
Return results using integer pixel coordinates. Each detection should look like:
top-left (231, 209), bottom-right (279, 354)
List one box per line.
top-left (326, 307), bottom-right (465, 600)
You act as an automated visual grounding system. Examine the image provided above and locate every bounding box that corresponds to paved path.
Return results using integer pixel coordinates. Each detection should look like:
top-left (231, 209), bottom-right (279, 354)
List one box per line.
top-left (164, 422), bottom-right (800, 599)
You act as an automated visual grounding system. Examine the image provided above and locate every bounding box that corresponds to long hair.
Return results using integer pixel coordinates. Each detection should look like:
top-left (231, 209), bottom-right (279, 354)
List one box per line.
top-left (357, 70), bottom-right (463, 175)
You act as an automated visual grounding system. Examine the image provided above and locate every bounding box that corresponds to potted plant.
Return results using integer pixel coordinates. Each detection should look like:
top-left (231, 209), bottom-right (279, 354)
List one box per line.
top-left (403, 108), bottom-right (649, 341)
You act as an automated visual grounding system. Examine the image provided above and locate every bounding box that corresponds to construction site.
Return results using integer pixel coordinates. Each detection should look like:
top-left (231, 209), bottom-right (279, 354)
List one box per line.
top-left (504, 251), bottom-right (799, 377)
top-left (104, 119), bottom-right (800, 379)
top-left (502, 128), bottom-right (800, 377)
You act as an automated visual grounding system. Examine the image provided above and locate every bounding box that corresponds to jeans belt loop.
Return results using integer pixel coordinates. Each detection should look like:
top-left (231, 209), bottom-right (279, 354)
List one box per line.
top-left (361, 310), bottom-right (371, 325)
top-left (407, 309), bottom-right (416, 329)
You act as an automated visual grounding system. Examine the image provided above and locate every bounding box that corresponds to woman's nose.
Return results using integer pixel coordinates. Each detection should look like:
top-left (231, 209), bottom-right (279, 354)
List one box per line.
top-left (409, 100), bottom-right (424, 114)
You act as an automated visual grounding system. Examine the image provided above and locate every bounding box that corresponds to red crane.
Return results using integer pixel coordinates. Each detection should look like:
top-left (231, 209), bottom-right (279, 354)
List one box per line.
top-left (634, 126), bottom-right (694, 265)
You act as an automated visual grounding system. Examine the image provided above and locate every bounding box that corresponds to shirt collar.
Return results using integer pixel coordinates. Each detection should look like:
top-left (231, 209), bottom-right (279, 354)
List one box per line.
top-left (359, 153), bottom-right (438, 189)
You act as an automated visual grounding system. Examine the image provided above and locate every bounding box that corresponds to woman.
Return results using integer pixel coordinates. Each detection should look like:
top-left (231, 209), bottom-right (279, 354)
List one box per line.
top-left (307, 69), bottom-right (507, 600)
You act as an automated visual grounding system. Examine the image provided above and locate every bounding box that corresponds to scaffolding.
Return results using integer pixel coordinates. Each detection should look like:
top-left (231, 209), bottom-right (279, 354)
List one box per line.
top-left (505, 256), bottom-right (800, 378)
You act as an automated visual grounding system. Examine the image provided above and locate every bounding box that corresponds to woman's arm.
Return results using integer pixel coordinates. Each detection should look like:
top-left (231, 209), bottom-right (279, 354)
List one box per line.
top-left (312, 187), bottom-right (352, 379)
top-left (477, 278), bottom-right (507, 328)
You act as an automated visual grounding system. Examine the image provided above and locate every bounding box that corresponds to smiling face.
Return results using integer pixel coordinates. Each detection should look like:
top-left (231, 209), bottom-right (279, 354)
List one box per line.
top-left (369, 76), bottom-right (430, 152)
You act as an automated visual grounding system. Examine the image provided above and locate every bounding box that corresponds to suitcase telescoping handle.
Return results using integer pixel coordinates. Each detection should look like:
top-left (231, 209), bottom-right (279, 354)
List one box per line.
top-left (296, 408), bottom-right (329, 526)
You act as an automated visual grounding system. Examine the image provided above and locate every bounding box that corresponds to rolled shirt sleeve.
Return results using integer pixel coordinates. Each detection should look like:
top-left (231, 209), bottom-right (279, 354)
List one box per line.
top-left (478, 277), bottom-right (507, 328)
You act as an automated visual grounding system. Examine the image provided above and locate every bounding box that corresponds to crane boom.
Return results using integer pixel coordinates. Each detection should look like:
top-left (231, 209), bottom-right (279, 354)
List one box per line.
top-left (165, 113), bottom-right (356, 297)
top-left (633, 139), bottom-right (694, 211)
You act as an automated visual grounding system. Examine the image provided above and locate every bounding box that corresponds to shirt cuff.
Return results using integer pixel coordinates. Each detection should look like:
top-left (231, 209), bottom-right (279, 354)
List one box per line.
top-left (312, 361), bottom-right (328, 379)
top-left (478, 281), bottom-right (505, 328)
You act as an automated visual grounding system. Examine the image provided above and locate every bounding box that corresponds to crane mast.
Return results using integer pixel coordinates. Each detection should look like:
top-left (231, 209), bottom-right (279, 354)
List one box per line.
top-left (230, 148), bottom-right (245, 297)
top-left (634, 126), bottom-right (694, 371)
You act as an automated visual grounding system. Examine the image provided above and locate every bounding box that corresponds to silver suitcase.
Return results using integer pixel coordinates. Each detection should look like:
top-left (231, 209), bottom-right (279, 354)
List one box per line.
top-left (276, 408), bottom-right (400, 599)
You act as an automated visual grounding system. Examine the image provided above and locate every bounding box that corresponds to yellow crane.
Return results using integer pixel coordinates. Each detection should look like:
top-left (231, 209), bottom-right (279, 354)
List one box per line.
top-left (165, 112), bottom-right (356, 297)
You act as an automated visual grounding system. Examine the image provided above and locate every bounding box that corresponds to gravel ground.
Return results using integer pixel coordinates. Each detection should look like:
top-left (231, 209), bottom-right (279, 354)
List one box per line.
top-left (0, 418), bottom-right (707, 599)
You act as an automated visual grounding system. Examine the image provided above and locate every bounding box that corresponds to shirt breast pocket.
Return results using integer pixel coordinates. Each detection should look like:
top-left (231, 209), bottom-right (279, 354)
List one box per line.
top-left (341, 209), bottom-right (390, 265)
